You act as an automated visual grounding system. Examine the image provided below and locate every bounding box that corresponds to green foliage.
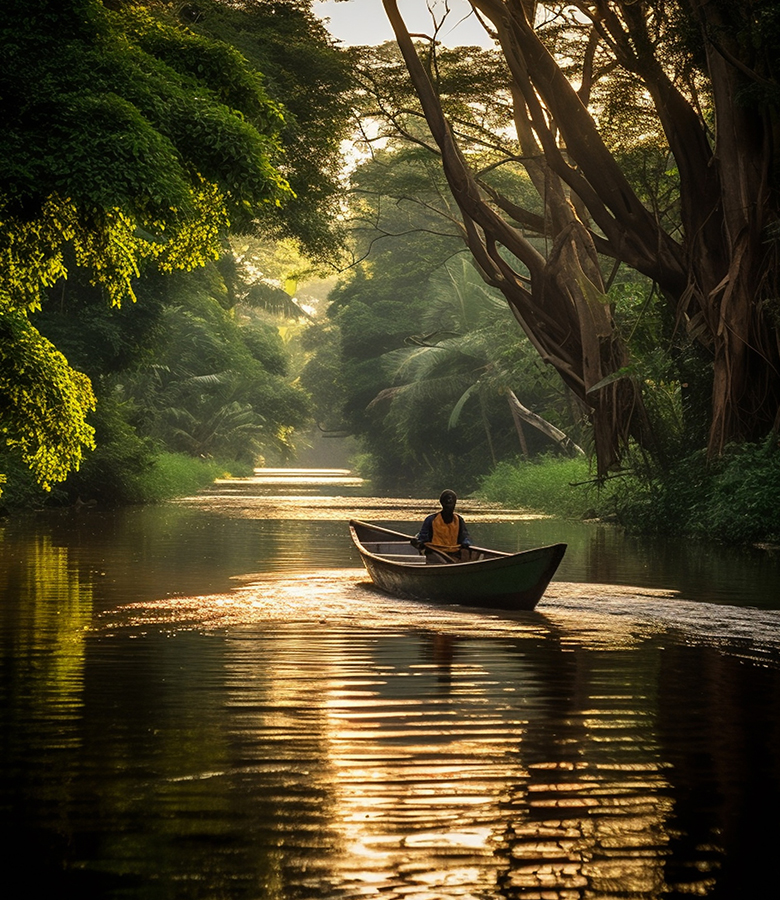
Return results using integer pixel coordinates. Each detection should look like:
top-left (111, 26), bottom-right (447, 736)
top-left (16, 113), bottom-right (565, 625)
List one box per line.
top-left (325, 144), bottom-right (585, 492)
top-left (178, 0), bottom-right (355, 260)
top-left (7, 246), bottom-right (312, 508)
top-left (121, 267), bottom-right (311, 464)
top-left (56, 388), bottom-right (158, 505)
top-left (608, 277), bottom-right (714, 455)
top-left (227, 235), bottom-right (320, 319)
top-left (328, 255), bottom-right (576, 491)
top-left (1, 1), bottom-right (290, 219)
top-left (479, 456), bottom-right (595, 519)
top-left (376, 257), bottom-right (578, 462)
top-left (0, 1), bottom-right (292, 307)
top-left (242, 323), bottom-right (289, 376)
top-left (343, 145), bottom-right (465, 279)
top-left (599, 449), bottom-right (712, 535)
top-left (0, 305), bottom-right (95, 491)
top-left (1, 0), bottom-right (304, 493)
top-left (298, 320), bottom-right (348, 432)
top-left (135, 452), bottom-right (247, 503)
top-left (34, 263), bottom-right (167, 378)
top-left (0, 368), bottom-right (260, 510)
top-left (0, 450), bottom-right (49, 510)
top-left (602, 439), bottom-right (780, 546)
top-left (692, 436), bottom-right (780, 544)
top-left (0, 0), bottom-right (353, 498)
top-left (60, 442), bottom-right (243, 505)
top-left (480, 434), bottom-right (780, 547)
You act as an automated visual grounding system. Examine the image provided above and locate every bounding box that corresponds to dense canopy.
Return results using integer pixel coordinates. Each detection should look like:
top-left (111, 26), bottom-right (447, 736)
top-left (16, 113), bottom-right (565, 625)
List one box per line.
top-left (0, 0), bottom-right (351, 493)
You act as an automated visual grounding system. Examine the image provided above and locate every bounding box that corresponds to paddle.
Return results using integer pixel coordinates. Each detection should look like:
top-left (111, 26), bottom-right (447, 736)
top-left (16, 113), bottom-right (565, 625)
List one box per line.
top-left (410, 539), bottom-right (459, 564)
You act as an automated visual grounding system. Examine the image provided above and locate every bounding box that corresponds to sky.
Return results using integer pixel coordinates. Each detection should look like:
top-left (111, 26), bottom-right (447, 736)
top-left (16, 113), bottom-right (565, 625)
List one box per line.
top-left (314, 0), bottom-right (494, 48)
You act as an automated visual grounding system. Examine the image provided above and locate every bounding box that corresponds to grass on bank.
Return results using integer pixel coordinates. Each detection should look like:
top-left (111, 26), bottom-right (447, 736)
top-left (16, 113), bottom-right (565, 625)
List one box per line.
top-left (478, 435), bottom-right (780, 546)
top-left (134, 452), bottom-right (249, 502)
top-left (0, 448), bottom-right (252, 510)
top-left (478, 456), bottom-right (597, 520)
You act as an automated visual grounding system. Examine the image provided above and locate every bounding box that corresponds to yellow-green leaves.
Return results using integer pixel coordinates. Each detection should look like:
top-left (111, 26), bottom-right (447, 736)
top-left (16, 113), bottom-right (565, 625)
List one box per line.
top-left (0, 306), bottom-right (96, 491)
top-left (1, 183), bottom-right (230, 310)
top-left (0, 0), bottom-right (299, 492)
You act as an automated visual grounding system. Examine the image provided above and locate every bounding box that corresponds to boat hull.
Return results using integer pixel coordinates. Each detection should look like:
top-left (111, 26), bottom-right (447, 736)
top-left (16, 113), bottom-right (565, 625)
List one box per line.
top-left (350, 519), bottom-right (566, 611)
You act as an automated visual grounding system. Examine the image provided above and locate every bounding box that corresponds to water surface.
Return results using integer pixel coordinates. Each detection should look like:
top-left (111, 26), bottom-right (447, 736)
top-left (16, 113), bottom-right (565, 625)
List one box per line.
top-left (2, 470), bottom-right (780, 898)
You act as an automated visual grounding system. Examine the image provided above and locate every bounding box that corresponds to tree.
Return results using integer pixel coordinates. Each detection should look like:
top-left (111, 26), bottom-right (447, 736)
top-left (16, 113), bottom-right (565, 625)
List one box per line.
top-left (0, 308), bottom-right (97, 491)
top-left (175, 0), bottom-right (354, 261)
top-left (1, 1), bottom-right (292, 304)
top-left (314, 146), bottom-right (580, 489)
top-left (121, 269), bottom-right (311, 464)
top-left (377, 0), bottom-right (780, 472)
top-left (0, 0), bottom-right (351, 493)
top-left (373, 256), bottom-right (584, 462)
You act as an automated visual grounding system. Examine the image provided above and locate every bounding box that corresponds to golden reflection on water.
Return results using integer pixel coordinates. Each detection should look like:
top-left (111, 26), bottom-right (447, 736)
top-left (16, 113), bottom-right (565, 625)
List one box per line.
top-left (215, 470), bottom-right (365, 487)
top-left (7, 471), bottom-right (777, 897)
top-left (319, 657), bottom-right (523, 893)
top-left (1, 534), bottom-right (92, 743)
top-left (178, 480), bottom-right (550, 523)
top-left (505, 760), bottom-right (677, 896)
top-left (104, 570), bottom-right (735, 898)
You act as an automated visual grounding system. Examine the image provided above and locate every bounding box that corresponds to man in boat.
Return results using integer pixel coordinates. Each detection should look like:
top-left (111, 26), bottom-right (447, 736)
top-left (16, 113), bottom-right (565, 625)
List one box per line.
top-left (412, 490), bottom-right (472, 561)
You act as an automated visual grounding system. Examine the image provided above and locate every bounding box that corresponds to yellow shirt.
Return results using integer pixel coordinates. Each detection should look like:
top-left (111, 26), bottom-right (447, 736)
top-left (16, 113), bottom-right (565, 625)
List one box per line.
top-left (429, 513), bottom-right (462, 554)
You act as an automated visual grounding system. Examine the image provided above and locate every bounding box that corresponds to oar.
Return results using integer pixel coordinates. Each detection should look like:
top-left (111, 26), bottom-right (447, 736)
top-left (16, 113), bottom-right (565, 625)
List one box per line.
top-left (429, 548), bottom-right (459, 564)
top-left (425, 545), bottom-right (460, 564)
top-left (409, 539), bottom-right (459, 564)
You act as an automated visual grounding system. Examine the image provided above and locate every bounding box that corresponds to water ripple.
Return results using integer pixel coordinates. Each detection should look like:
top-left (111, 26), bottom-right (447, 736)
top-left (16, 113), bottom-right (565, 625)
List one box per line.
top-left (106, 570), bottom-right (780, 667)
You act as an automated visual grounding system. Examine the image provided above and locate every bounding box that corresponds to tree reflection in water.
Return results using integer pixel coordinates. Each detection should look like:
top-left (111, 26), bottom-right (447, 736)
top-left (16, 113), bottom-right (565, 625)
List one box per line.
top-left (1, 474), bottom-right (779, 898)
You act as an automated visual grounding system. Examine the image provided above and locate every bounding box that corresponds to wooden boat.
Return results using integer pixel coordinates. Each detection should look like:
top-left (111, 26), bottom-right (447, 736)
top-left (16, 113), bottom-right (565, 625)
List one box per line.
top-left (349, 519), bottom-right (566, 610)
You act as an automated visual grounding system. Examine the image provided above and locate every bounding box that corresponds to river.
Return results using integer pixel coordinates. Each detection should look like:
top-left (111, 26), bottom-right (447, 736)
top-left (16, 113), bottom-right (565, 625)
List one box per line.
top-left (1, 468), bottom-right (780, 899)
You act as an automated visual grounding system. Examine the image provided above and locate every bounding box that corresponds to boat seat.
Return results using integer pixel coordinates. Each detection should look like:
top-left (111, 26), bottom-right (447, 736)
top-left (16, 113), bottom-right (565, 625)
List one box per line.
top-left (362, 541), bottom-right (418, 556)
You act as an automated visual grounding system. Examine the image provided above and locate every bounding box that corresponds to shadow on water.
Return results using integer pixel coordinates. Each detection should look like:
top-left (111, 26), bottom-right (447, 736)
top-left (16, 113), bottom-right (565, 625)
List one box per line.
top-left (2, 469), bottom-right (780, 898)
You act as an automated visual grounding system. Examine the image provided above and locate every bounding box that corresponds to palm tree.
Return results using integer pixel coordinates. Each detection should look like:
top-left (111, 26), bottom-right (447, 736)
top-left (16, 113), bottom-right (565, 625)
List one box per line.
top-left (371, 258), bottom-right (584, 460)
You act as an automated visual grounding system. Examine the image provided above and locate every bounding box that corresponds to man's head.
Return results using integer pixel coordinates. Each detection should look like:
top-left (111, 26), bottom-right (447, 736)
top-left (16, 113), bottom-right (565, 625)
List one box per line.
top-left (439, 490), bottom-right (457, 514)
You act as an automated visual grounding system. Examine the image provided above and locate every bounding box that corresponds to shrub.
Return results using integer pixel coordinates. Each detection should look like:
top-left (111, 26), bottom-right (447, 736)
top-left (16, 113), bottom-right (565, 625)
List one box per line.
top-left (479, 436), bottom-right (780, 547)
top-left (134, 452), bottom-right (235, 502)
top-left (478, 455), bottom-right (595, 518)
top-left (693, 435), bottom-right (780, 544)
top-left (604, 448), bottom-right (712, 535)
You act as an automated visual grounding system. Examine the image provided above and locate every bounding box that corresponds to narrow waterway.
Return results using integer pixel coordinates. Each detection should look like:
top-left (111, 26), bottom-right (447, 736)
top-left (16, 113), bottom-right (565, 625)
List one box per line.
top-left (1, 469), bottom-right (780, 899)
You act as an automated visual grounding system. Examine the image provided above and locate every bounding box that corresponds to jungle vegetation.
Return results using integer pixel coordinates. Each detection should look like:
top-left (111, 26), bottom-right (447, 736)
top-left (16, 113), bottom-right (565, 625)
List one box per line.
top-left (375, 0), bottom-right (780, 475)
top-left (0, 0), bottom-right (351, 505)
top-left (310, 0), bottom-right (779, 540)
top-left (1, 1), bottom-right (778, 545)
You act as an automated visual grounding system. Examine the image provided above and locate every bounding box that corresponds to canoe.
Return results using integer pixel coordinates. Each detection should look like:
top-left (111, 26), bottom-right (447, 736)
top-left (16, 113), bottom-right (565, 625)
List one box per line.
top-left (349, 519), bottom-right (566, 610)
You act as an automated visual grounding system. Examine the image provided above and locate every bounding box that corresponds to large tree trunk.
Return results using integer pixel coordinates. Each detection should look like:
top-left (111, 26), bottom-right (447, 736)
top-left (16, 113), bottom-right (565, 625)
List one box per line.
top-left (381, 0), bottom-right (780, 462)
top-left (585, 0), bottom-right (780, 452)
top-left (687, 0), bottom-right (780, 451)
top-left (381, 0), bottom-right (653, 474)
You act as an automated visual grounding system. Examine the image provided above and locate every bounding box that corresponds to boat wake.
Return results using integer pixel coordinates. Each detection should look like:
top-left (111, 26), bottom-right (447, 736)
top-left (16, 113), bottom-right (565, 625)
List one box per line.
top-left (541, 581), bottom-right (780, 665)
top-left (103, 570), bottom-right (780, 667)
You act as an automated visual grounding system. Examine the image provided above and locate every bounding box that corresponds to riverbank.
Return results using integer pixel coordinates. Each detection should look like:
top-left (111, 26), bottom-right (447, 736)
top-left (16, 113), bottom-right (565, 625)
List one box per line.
top-left (4, 437), bottom-right (779, 552)
top-left (0, 449), bottom-right (252, 512)
top-left (477, 436), bottom-right (780, 548)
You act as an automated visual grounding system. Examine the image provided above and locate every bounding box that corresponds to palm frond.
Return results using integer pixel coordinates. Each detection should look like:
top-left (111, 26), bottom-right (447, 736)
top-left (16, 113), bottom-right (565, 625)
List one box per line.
top-left (448, 383), bottom-right (479, 429)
